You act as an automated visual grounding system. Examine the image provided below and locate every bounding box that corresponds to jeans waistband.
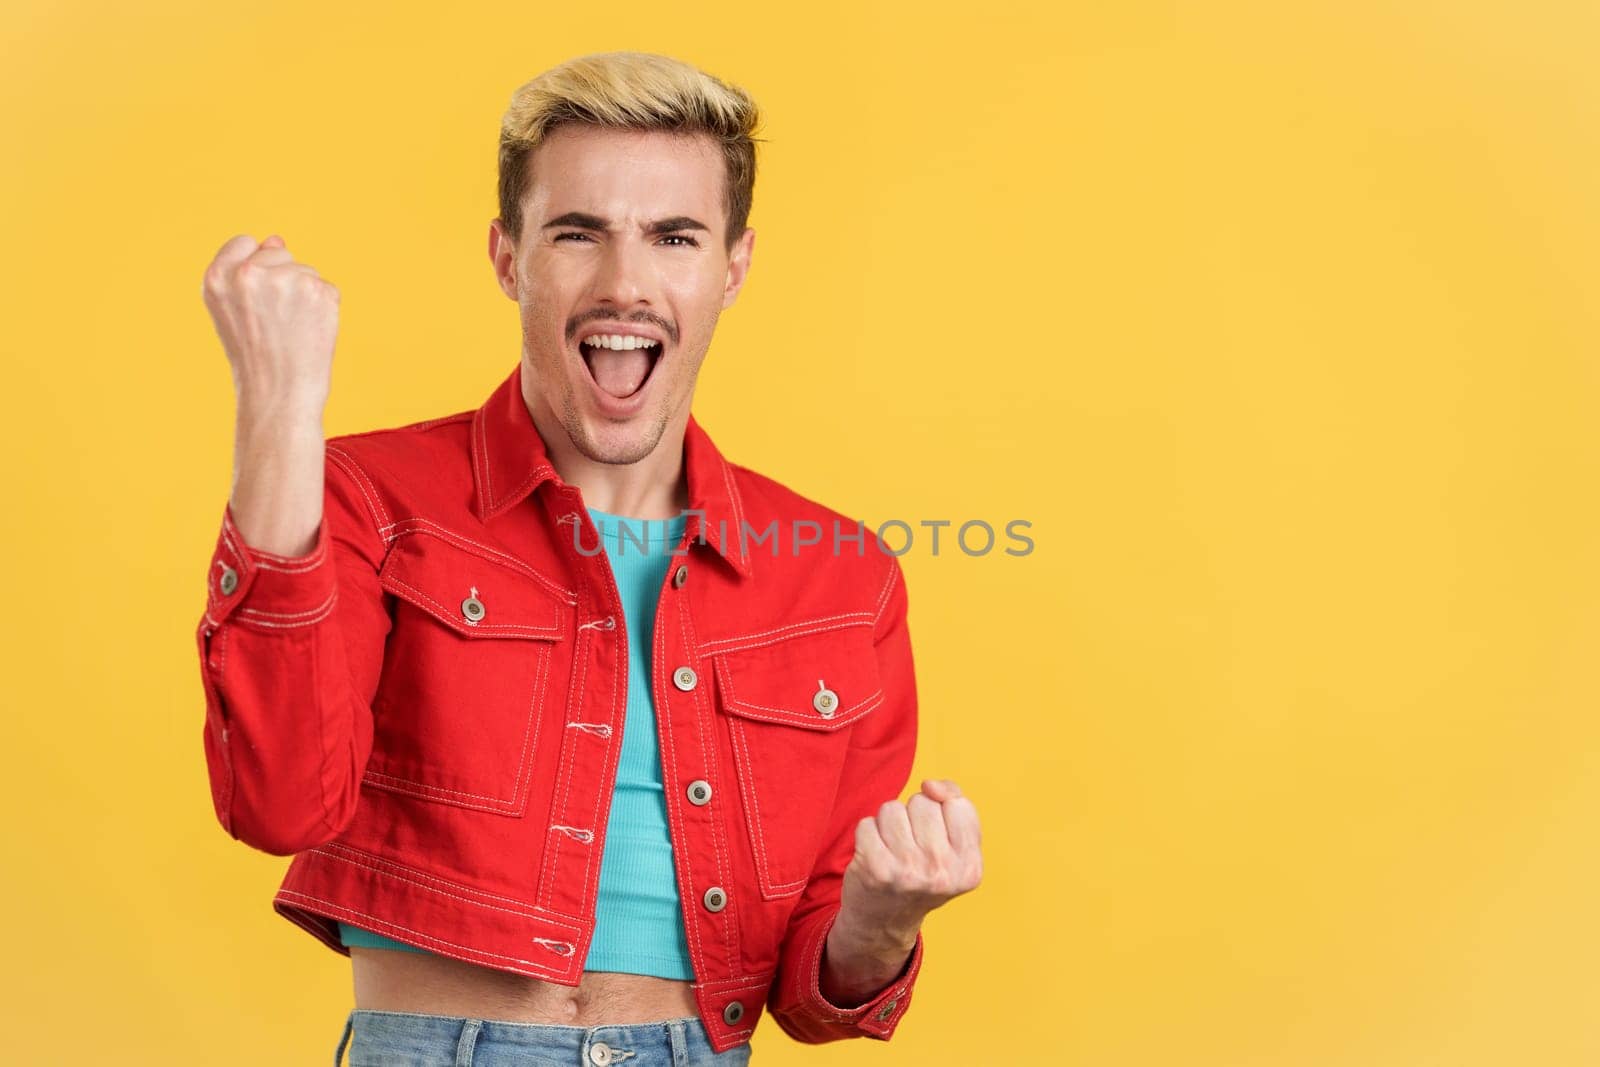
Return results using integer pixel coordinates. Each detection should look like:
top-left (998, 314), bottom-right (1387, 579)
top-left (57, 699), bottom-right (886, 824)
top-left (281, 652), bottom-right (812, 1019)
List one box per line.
top-left (334, 1008), bottom-right (751, 1066)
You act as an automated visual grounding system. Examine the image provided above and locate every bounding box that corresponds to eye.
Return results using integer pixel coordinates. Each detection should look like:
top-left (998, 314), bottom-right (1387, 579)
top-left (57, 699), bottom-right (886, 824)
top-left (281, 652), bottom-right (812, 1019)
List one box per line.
top-left (660, 234), bottom-right (699, 247)
top-left (555, 232), bottom-right (593, 243)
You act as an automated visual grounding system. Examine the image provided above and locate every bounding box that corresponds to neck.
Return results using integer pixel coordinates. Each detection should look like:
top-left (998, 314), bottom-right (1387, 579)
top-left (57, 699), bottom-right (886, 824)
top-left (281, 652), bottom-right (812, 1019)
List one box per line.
top-left (523, 394), bottom-right (691, 521)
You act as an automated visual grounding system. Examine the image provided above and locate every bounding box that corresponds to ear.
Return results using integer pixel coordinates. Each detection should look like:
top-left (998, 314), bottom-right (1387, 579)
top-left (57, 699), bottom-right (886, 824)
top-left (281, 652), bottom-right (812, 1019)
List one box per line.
top-left (488, 217), bottom-right (519, 301)
top-left (721, 226), bottom-right (756, 310)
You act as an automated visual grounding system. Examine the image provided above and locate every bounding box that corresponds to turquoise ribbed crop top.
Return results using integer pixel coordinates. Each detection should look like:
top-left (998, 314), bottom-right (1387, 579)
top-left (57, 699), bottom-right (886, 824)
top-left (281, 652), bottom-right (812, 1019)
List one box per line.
top-left (337, 507), bottom-right (694, 979)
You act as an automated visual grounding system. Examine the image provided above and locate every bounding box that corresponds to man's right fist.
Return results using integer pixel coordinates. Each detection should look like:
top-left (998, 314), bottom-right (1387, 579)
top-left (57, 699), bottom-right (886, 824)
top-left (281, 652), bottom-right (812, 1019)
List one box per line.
top-left (202, 234), bottom-right (340, 404)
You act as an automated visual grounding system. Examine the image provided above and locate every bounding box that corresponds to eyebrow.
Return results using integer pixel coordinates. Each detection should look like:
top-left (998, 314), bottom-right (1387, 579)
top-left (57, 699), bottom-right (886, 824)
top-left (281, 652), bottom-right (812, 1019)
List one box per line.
top-left (541, 211), bottom-right (711, 236)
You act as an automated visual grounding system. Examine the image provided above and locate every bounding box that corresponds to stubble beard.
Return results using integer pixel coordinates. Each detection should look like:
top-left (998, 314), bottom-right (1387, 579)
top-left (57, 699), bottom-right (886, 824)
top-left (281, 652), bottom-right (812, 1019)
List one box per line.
top-left (558, 382), bottom-right (671, 466)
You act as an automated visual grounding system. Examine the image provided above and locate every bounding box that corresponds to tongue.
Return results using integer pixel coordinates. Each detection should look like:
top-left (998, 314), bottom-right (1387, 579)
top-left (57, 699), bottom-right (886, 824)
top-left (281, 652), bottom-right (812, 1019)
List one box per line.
top-left (587, 348), bottom-right (652, 398)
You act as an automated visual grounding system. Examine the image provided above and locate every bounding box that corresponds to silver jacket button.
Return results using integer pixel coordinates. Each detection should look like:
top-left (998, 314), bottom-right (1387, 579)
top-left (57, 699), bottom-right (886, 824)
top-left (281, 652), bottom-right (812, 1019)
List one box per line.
top-left (723, 1000), bottom-right (745, 1024)
top-left (672, 564), bottom-right (688, 588)
top-left (813, 684), bottom-right (838, 716)
top-left (703, 886), bottom-right (727, 912)
top-left (687, 779), bottom-right (712, 805)
top-left (218, 565), bottom-right (238, 596)
top-left (673, 666), bottom-right (698, 691)
top-left (461, 594), bottom-right (486, 624)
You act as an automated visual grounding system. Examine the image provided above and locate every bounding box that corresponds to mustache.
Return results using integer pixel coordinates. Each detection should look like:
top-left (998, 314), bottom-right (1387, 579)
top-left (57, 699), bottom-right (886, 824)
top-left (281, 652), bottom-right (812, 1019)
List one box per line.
top-left (567, 312), bottom-right (677, 345)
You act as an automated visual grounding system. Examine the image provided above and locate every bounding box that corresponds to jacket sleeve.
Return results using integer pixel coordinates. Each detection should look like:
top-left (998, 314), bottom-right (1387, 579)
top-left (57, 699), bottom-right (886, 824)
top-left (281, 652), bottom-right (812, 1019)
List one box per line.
top-left (194, 444), bottom-right (391, 856)
top-left (765, 553), bottom-right (926, 1043)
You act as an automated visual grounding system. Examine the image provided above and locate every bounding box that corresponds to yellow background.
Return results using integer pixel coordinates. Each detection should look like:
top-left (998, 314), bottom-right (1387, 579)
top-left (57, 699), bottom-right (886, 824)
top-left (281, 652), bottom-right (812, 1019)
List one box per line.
top-left (3, 1), bottom-right (1597, 1063)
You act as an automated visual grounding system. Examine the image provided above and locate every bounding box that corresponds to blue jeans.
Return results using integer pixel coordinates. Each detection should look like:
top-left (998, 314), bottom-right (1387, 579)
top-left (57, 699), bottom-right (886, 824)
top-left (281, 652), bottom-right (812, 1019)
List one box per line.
top-left (333, 1009), bottom-right (754, 1066)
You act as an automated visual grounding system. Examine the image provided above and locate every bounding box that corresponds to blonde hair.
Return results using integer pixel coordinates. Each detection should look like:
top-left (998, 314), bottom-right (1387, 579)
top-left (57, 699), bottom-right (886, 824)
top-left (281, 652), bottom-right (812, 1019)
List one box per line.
top-left (498, 52), bottom-right (764, 252)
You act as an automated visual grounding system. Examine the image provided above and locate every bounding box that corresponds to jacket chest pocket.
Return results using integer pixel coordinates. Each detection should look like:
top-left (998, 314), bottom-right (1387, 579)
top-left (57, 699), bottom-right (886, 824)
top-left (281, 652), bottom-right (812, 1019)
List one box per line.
top-left (364, 531), bottom-right (568, 817)
top-left (708, 623), bottom-right (884, 900)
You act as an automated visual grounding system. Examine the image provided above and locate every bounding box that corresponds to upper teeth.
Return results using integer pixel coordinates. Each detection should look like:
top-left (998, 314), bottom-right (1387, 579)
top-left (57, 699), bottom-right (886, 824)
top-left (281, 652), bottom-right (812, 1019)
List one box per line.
top-left (582, 334), bottom-right (660, 351)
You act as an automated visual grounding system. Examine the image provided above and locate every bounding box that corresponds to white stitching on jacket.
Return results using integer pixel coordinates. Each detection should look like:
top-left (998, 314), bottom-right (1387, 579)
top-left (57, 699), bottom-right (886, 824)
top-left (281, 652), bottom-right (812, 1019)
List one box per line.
top-left (677, 585), bottom-right (742, 969)
top-left (697, 613), bottom-right (874, 657)
top-left (311, 841), bottom-right (569, 913)
top-left (276, 889), bottom-right (567, 976)
top-left (382, 520), bottom-right (577, 603)
top-left (326, 443), bottom-right (392, 531)
top-left (383, 573), bottom-right (562, 637)
top-left (550, 824), bottom-right (594, 843)
top-left (531, 937), bottom-right (575, 956)
top-left (872, 561), bottom-right (900, 626)
top-left (233, 589), bottom-right (339, 629)
top-left (360, 638), bottom-right (549, 811)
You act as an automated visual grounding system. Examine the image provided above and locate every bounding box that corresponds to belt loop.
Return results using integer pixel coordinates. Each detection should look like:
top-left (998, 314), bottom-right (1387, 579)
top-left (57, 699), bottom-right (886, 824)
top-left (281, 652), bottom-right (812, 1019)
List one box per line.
top-left (332, 1012), bottom-right (354, 1066)
top-left (454, 1017), bottom-right (483, 1066)
top-left (668, 1017), bottom-right (689, 1067)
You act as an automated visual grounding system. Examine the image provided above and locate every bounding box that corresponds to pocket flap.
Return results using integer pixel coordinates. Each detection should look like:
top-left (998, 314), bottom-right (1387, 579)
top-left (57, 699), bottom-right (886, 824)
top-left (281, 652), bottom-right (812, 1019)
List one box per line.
top-left (710, 624), bottom-right (883, 731)
top-left (379, 531), bottom-right (565, 641)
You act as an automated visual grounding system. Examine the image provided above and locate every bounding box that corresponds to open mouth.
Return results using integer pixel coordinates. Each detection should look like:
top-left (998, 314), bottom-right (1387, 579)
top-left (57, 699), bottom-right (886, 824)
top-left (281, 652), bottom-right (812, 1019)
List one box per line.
top-left (579, 337), bottom-right (664, 400)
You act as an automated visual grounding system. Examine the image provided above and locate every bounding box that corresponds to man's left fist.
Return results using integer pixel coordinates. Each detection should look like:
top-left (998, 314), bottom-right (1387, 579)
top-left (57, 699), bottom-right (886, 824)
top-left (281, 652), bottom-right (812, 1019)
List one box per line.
top-left (839, 778), bottom-right (983, 944)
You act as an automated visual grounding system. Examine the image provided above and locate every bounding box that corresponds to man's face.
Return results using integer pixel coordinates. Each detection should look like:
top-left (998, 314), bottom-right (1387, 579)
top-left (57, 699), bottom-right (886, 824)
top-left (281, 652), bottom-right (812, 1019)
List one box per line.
top-left (489, 124), bottom-right (754, 466)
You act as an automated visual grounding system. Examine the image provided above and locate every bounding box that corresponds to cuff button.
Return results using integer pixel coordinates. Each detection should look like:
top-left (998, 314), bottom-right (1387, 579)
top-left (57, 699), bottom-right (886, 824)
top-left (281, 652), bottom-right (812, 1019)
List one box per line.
top-left (218, 565), bottom-right (238, 596)
top-left (723, 1000), bottom-right (745, 1024)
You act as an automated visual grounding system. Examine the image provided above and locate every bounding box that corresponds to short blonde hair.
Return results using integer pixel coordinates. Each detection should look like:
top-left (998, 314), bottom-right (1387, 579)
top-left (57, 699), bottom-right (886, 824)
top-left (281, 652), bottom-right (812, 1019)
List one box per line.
top-left (498, 51), bottom-right (764, 252)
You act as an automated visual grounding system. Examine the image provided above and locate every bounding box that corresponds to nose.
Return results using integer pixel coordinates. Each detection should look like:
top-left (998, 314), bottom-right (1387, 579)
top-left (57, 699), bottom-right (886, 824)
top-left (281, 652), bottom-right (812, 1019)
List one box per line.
top-left (590, 232), bottom-right (653, 308)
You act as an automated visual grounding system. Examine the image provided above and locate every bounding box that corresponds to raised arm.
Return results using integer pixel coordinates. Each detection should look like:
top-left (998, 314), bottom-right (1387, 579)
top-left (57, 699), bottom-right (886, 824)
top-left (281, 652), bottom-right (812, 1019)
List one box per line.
top-left (195, 234), bottom-right (389, 855)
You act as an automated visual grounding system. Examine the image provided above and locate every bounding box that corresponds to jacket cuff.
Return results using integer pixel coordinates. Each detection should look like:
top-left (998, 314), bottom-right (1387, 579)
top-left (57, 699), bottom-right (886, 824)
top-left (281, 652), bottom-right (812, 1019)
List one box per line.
top-left (204, 501), bottom-right (336, 629)
top-left (794, 907), bottom-right (924, 1039)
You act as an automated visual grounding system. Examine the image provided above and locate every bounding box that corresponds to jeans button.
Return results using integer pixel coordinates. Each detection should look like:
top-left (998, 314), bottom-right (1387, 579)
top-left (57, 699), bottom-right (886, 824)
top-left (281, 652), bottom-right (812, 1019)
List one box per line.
top-left (588, 1041), bottom-right (613, 1065)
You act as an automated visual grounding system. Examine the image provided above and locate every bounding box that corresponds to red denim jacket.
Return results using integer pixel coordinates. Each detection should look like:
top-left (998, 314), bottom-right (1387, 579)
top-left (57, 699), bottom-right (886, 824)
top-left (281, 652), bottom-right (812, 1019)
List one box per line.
top-left (194, 362), bottom-right (924, 1053)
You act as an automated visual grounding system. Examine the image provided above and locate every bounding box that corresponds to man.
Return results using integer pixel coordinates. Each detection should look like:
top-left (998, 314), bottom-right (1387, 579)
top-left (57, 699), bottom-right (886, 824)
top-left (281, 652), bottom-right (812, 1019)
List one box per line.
top-left (196, 51), bottom-right (981, 1064)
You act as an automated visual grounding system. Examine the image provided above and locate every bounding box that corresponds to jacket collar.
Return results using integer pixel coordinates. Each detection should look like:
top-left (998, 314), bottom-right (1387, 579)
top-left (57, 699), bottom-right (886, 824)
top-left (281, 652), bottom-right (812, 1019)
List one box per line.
top-left (470, 362), bottom-right (753, 579)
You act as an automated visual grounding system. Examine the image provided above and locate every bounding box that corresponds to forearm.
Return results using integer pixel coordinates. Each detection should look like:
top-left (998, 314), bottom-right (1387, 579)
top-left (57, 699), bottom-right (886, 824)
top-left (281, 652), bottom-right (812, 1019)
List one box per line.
top-left (819, 908), bottom-right (921, 1008)
top-left (230, 391), bottom-right (327, 557)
